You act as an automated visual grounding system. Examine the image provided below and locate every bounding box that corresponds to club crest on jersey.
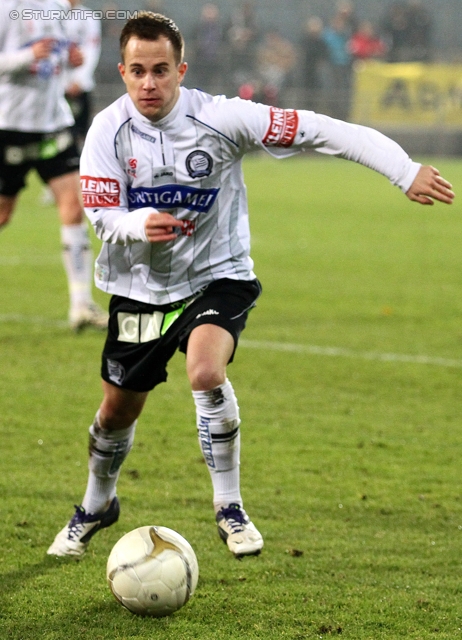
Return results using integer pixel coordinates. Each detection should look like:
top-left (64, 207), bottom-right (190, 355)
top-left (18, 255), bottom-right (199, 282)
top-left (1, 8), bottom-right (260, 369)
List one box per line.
top-left (186, 150), bottom-right (213, 178)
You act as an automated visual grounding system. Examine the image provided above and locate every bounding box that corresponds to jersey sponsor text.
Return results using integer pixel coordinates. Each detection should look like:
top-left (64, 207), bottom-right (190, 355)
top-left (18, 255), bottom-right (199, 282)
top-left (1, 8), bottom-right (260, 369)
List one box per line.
top-left (262, 107), bottom-right (299, 147)
top-left (81, 176), bottom-right (121, 207)
top-left (128, 184), bottom-right (219, 213)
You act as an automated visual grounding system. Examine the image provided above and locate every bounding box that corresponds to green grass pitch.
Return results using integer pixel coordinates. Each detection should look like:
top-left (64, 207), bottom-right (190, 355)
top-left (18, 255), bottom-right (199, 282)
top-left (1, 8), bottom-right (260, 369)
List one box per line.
top-left (1, 154), bottom-right (462, 639)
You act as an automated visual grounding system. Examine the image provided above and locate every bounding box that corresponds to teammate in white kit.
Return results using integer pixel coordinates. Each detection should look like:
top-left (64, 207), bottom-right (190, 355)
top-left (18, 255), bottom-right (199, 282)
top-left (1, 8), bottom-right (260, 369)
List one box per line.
top-left (0, 0), bottom-right (107, 331)
top-left (48, 12), bottom-right (454, 558)
top-left (64, 0), bottom-right (101, 150)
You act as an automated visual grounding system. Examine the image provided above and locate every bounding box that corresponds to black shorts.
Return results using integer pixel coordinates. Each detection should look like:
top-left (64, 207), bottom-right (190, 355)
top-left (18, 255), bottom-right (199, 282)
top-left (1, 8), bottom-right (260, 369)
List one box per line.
top-left (66, 91), bottom-right (92, 139)
top-left (0, 129), bottom-right (80, 196)
top-left (101, 278), bottom-right (262, 392)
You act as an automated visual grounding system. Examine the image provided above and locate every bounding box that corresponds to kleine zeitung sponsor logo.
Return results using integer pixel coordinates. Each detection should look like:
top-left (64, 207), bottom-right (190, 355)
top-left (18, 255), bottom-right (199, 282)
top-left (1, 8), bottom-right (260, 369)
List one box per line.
top-left (81, 176), bottom-right (121, 207)
top-left (262, 107), bottom-right (299, 148)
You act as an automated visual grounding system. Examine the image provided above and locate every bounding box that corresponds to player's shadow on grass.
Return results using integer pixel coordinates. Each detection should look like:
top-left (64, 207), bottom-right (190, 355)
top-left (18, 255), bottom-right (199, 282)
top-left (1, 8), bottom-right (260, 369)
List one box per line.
top-left (0, 558), bottom-right (174, 640)
top-left (0, 555), bottom-right (74, 600)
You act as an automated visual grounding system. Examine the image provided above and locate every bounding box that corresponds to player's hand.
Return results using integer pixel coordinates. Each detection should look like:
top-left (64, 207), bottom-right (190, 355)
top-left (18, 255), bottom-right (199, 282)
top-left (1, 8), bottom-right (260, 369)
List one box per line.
top-left (145, 212), bottom-right (184, 242)
top-left (406, 165), bottom-right (455, 205)
top-left (31, 38), bottom-right (54, 60)
top-left (68, 43), bottom-right (84, 68)
top-left (65, 82), bottom-right (83, 98)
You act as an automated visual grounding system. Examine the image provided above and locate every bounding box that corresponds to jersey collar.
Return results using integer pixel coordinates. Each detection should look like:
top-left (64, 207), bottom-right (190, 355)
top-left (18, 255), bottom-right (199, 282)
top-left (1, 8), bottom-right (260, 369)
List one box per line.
top-left (127, 88), bottom-right (187, 137)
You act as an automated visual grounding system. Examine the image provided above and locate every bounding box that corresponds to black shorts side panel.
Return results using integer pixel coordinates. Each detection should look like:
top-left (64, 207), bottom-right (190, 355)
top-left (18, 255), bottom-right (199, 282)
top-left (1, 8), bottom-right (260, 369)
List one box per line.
top-left (177, 278), bottom-right (262, 354)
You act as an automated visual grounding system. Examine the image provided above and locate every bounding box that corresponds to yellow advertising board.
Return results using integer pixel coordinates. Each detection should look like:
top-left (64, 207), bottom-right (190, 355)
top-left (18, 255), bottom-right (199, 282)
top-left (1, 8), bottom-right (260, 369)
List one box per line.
top-left (351, 61), bottom-right (462, 128)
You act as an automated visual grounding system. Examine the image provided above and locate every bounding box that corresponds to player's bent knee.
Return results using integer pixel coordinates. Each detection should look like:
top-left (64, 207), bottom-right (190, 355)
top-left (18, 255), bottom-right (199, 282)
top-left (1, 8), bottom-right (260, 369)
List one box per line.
top-left (58, 204), bottom-right (85, 225)
top-left (99, 402), bottom-right (142, 430)
top-left (188, 364), bottom-right (227, 391)
top-left (99, 384), bottom-right (147, 429)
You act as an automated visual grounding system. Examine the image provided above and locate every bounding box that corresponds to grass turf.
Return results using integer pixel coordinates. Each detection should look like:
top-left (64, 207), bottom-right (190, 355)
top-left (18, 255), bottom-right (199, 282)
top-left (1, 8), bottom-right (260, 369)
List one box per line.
top-left (1, 155), bottom-right (462, 639)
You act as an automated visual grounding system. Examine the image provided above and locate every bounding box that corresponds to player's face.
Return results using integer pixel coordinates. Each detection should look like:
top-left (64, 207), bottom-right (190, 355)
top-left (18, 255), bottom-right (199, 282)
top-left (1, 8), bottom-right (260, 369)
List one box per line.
top-left (119, 36), bottom-right (187, 122)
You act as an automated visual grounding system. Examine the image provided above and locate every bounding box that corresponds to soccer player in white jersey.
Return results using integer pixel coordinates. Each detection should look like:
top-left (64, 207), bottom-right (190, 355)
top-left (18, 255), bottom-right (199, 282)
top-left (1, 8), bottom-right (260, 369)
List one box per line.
top-left (48, 12), bottom-right (454, 558)
top-left (64, 0), bottom-right (101, 150)
top-left (0, 0), bottom-right (107, 331)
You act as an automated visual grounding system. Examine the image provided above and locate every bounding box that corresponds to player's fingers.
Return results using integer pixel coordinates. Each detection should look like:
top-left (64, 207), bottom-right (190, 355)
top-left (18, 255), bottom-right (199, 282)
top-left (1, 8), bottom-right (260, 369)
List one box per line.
top-left (407, 192), bottom-right (434, 205)
top-left (146, 212), bottom-right (183, 228)
top-left (430, 182), bottom-right (455, 204)
top-left (433, 176), bottom-right (455, 201)
top-left (432, 192), bottom-right (455, 204)
top-left (434, 174), bottom-right (452, 189)
top-left (146, 230), bottom-right (179, 243)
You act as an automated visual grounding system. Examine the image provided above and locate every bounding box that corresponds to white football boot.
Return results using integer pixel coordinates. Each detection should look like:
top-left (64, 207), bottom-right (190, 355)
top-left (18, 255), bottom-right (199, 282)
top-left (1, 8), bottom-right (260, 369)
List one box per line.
top-left (69, 302), bottom-right (108, 332)
top-left (216, 503), bottom-right (263, 557)
top-left (47, 497), bottom-right (120, 557)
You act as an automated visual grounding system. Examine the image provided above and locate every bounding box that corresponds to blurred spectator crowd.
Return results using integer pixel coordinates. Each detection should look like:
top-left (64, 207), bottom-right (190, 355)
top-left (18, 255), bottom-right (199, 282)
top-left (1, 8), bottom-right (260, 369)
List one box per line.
top-left (95, 0), bottom-right (435, 119)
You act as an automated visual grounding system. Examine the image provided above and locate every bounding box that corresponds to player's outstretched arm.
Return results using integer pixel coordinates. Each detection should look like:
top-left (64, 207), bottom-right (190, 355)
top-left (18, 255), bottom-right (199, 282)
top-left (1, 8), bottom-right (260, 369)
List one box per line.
top-left (406, 165), bottom-right (455, 205)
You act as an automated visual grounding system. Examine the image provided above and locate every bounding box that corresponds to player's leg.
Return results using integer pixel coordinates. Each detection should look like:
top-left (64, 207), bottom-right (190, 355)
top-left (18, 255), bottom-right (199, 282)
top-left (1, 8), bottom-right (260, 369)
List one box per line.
top-left (36, 147), bottom-right (107, 331)
top-left (187, 323), bottom-right (241, 508)
top-left (0, 194), bottom-right (17, 228)
top-left (46, 168), bottom-right (107, 331)
top-left (82, 381), bottom-right (148, 513)
top-left (186, 321), bottom-right (263, 557)
top-left (47, 382), bottom-right (148, 557)
top-left (0, 130), bottom-right (26, 227)
top-left (48, 294), bottom-right (170, 557)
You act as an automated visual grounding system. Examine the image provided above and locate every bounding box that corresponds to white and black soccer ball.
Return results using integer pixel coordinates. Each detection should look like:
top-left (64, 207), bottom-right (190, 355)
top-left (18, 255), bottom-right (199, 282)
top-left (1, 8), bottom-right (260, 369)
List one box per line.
top-left (107, 525), bottom-right (199, 617)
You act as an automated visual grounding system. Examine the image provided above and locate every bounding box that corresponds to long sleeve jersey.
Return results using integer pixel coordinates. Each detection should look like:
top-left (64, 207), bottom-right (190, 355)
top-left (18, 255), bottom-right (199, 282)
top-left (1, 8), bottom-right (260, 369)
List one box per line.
top-left (0, 0), bottom-right (74, 132)
top-left (81, 87), bottom-right (421, 305)
top-left (63, 3), bottom-right (100, 93)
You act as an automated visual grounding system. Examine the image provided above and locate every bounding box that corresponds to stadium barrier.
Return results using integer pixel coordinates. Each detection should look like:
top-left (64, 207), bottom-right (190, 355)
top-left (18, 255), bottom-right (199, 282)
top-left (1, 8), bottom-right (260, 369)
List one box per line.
top-left (351, 61), bottom-right (462, 155)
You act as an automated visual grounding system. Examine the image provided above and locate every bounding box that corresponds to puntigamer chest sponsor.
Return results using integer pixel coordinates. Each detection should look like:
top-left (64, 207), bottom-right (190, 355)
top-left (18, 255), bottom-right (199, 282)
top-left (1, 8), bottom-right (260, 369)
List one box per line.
top-left (128, 184), bottom-right (219, 214)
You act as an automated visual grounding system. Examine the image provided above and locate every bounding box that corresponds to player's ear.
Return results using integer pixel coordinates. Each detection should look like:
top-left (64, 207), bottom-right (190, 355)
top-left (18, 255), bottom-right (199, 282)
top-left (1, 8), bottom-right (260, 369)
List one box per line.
top-left (178, 61), bottom-right (188, 84)
top-left (118, 62), bottom-right (126, 81)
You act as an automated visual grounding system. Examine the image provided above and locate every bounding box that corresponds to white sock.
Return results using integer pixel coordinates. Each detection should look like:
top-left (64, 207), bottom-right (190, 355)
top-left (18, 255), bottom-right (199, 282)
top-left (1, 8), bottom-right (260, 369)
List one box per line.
top-left (82, 414), bottom-right (136, 514)
top-left (60, 223), bottom-right (93, 310)
top-left (192, 379), bottom-right (242, 512)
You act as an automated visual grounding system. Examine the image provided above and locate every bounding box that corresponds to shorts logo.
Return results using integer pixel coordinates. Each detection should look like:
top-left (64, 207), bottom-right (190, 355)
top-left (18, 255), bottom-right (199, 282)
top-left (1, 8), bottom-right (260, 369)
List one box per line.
top-left (186, 150), bottom-right (213, 178)
top-left (81, 176), bottom-right (120, 207)
top-left (196, 309), bottom-right (219, 319)
top-left (117, 312), bottom-right (164, 343)
top-left (107, 359), bottom-right (125, 386)
top-left (262, 107), bottom-right (299, 148)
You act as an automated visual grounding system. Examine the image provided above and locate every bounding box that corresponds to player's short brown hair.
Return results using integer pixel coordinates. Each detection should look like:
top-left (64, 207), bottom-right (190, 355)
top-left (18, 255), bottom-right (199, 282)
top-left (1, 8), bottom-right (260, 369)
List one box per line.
top-left (120, 12), bottom-right (184, 64)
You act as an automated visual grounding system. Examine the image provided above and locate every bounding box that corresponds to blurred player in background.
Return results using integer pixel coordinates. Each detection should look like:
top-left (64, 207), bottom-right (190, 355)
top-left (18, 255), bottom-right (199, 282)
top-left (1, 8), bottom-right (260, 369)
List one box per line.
top-left (64, 0), bottom-right (101, 151)
top-left (48, 12), bottom-right (454, 559)
top-left (0, 0), bottom-right (107, 331)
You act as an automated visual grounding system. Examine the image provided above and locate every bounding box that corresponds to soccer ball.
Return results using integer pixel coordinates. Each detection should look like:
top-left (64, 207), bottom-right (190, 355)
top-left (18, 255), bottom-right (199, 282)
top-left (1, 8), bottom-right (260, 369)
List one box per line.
top-left (106, 525), bottom-right (199, 617)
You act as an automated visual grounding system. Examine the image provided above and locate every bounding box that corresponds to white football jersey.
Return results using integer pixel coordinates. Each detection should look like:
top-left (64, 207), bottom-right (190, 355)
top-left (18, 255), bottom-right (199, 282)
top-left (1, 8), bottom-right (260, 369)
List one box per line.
top-left (81, 87), bottom-right (421, 305)
top-left (63, 3), bottom-right (100, 93)
top-left (0, 0), bottom-right (74, 132)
